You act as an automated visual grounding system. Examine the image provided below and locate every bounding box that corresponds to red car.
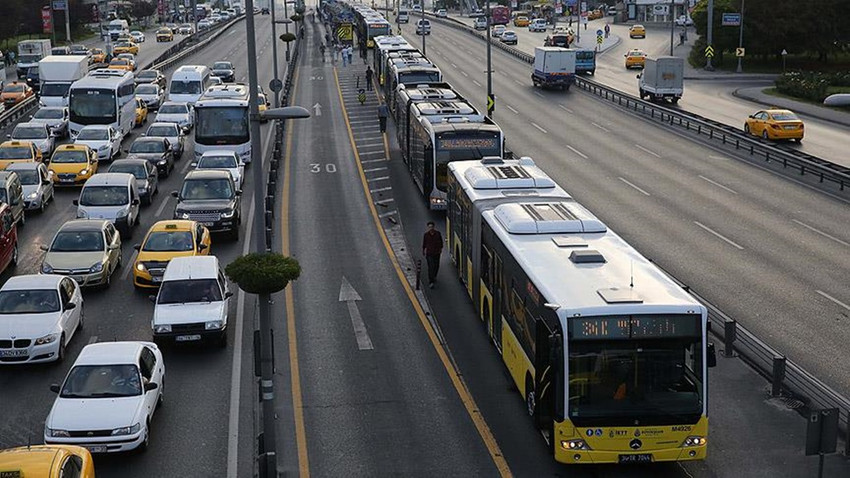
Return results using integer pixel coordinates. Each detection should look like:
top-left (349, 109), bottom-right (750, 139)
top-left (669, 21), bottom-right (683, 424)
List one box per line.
top-left (0, 203), bottom-right (18, 275)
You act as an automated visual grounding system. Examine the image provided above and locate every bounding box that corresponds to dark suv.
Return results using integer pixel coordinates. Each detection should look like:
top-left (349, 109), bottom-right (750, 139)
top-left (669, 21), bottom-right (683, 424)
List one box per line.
top-left (172, 170), bottom-right (241, 240)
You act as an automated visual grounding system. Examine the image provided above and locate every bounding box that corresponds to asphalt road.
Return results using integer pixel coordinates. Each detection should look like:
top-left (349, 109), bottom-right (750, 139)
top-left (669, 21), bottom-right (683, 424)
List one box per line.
top-left (441, 13), bottom-right (850, 168)
top-left (0, 15), bottom-right (279, 477)
top-left (400, 19), bottom-right (850, 401)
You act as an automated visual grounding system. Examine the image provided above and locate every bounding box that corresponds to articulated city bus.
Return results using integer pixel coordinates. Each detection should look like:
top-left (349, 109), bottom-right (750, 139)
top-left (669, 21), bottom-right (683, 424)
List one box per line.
top-left (387, 60), bottom-right (442, 102)
top-left (372, 35), bottom-right (418, 90)
top-left (193, 84), bottom-right (251, 163)
top-left (68, 69), bottom-right (136, 138)
top-left (392, 82), bottom-right (457, 123)
top-left (446, 157), bottom-right (716, 465)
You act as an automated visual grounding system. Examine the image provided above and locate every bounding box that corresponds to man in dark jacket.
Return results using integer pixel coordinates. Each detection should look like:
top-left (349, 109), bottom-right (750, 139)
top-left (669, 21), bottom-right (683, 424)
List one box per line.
top-left (422, 221), bottom-right (443, 288)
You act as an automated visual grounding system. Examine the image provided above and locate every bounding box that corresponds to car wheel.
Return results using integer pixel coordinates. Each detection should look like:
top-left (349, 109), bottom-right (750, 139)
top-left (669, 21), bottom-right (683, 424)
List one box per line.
top-left (103, 267), bottom-right (112, 289)
top-left (137, 422), bottom-right (150, 453)
top-left (744, 123), bottom-right (750, 134)
top-left (157, 378), bottom-right (165, 408)
top-left (10, 243), bottom-right (17, 267)
top-left (229, 226), bottom-right (239, 242)
top-left (795, 138), bottom-right (802, 143)
top-left (56, 335), bottom-right (66, 363)
top-left (18, 211), bottom-right (25, 227)
top-left (40, 195), bottom-right (47, 213)
top-left (762, 129), bottom-right (769, 140)
top-left (218, 332), bottom-right (228, 348)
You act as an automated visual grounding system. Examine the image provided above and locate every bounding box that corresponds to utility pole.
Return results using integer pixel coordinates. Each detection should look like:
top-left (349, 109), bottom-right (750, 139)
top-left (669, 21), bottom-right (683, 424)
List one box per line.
top-left (485, 0), bottom-right (492, 116)
top-left (668, 0), bottom-right (674, 55)
top-left (270, 0), bottom-right (280, 106)
top-left (420, 1), bottom-right (425, 55)
top-left (283, 0), bottom-right (291, 62)
top-left (705, 0), bottom-right (714, 70)
top-left (735, 0), bottom-right (744, 73)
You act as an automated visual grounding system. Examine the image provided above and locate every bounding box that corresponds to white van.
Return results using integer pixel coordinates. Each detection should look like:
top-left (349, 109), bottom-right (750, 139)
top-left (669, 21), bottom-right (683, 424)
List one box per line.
top-left (168, 65), bottom-right (213, 105)
top-left (74, 173), bottom-right (141, 237)
top-left (151, 256), bottom-right (232, 347)
top-left (416, 19), bottom-right (431, 35)
top-left (108, 19), bottom-right (130, 41)
top-left (397, 9), bottom-right (409, 23)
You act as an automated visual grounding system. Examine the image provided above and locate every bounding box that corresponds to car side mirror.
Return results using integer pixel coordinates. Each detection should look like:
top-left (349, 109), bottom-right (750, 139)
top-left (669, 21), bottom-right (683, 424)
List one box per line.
top-left (50, 383), bottom-right (60, 393)
top-left (108, 243), bottom-right (120, 250)
top-left (707, 342), bottom-right (717, 368)
top-left (190, 162), bottom-right (198, 167)
top-left (72, 199), bottom-right (79, 206)
top-left (148, 294), bottom-right (157, 303)
top-left (42, 179), bottom-right (51, 185)
top-left (133, 244), bottom-right (141, 251)
top-left (64, 302), bottom-right (76, 310)
top-left (748, 114), bottom-right (754, 118)
top-left (5, 134), bottom-right (9, 139)
top-left (235, 190), bottom-right (242, 196)
top-left (123, 149), bottom-right (129, 154)
top-left (182, 127), bottom-right (190, 134)
top-left (39, 244), bottom-right (49, 251)
top-left (132, 198), bottom-right (140, 205)
top-left (144, 382), bottom-right (159, 391)
top-left (198, 243), bottom-right (208, 250)
top-left (171, 191), bottom-right (179, 198)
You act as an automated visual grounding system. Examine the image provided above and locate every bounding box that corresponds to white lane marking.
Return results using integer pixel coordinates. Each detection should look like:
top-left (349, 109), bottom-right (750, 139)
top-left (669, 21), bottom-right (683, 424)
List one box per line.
top-left (226, 198), bottom-right (254, 478)
top-left (375, 198), bottom-right (395, 205)
top-left (558, 104), bottom-right (573, 114)
top-left (155, 193), bottom-right (171, 217)
top-left (619, 177), bottom-right (650, 196)
top-left (816, 290), bottom-right (850, 312)
top-left (792, 219), bottom-right (850, 247)
top-left (591, 122), bottom-right (610, 132)
top-left (472, 80), bottom-right (482, 87)
top-left (699, 175), bottom-right (738, 194)
top-left (566, 144), bottom-right (588, 159)
top-left (505, 104), bottom-right (519, 114)
top-left (339, 277), bottom-right (374, 350)
top-left (370, 186), bottom-right (392, 193)
top-left (361, 158), bottom-right (387, 164)
top-left (461, 71), bottom-right (469, 77)
top-left (709, 154), bottom-right (730, 161)
top-left (378, 210), bottom-right (397, 218)
top-left (634, 144), bottom-right (661, 158)
top-left (514, 79), bottom-right (523, 85)
top-left (531, 122), bottom-right (548, 134)
top-left (363, 167), bottom-right (387, 173)
top-left (450, 62), bottom-right (457, 68)
top-left (366, 176), bottom-right (390, 182)
top-left (87, 335), bottom-right (98, 345)
top-left (533, 92), bottom-right (544, 98)
top-left (694, 221), bottom-right (744, 250)
top-left (121, 250), bottom-right (139, 280)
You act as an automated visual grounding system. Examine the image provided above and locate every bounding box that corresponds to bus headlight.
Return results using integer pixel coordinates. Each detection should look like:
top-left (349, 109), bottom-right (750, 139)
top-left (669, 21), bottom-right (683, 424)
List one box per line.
top-left (560, 439), bottom-right (591, 450)
top-left (680, 436), bottom-right (706, 447)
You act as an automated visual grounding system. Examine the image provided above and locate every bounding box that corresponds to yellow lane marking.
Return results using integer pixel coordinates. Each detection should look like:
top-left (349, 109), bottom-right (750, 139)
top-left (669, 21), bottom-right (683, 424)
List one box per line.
top-left (280, 67), bottom-right (311, 478)
top-left (332, 67), bottom-right (512, 477)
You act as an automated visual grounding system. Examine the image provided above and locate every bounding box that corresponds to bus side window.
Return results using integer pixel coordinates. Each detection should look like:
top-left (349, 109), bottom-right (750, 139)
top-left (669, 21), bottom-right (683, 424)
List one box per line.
top-left (480, 244), bottom-right (492, 285)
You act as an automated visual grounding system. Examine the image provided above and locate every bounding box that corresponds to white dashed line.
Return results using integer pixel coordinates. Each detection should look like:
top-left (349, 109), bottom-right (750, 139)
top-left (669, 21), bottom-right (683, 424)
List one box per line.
top-left (792, 220), bottom-right (850, 247)
top-left (505, 104), bottom-right (519, 114)
top-left (816, 290), bottom-right (850, 312)
top-left (566, 145), bottom-right (588, 159)
top-left (694, 221), bottom-right (744, 250)
top-left (699, 175), bottom-right (738, 194)
top-left (634, 144), bottom-right (661, 158)
top-left (619, 177), bottom-right (650, 196)
top-left (533, 92), bottom-right (544, 98)
top-left (531, 122), bottom-right (548, 133)
top-left (558, 104), bottom-right (573, 114)
top-left (155, 194), bottom-right (171, 217)
top-left (591, 122), bottom-right (610, 132)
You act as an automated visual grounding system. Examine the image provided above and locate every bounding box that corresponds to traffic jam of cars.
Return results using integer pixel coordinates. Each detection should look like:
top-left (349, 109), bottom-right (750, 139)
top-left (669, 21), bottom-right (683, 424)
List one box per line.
top-left (0, 10), bottom-right (251, 471)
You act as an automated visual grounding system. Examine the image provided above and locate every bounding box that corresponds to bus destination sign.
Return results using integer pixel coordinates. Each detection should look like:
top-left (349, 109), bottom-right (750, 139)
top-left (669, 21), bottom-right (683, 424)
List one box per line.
top-left (569, 315), bottom-right (700, 340)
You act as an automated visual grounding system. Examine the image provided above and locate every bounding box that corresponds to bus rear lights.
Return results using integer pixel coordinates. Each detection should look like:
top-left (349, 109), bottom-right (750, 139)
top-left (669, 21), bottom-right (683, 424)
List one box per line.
top-left (680, 436), bottom-right (706, 447)
top-left (561, 439), bottom-right (590, 450)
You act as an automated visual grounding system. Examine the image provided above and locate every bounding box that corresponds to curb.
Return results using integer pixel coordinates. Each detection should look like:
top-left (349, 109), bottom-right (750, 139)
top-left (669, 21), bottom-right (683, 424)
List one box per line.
top-left (732, 87), bottom-right (850, 128)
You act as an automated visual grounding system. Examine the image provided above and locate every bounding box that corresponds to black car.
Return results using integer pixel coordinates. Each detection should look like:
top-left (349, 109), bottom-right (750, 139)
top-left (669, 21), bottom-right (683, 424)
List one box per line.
top-left (107, 159), bottom-right (160, 205)
top-left (135, 69), bottom-right (167, 89)
top-left (210, 61), bottom-right (235, 83)
top-left (126, 137), bottom-right (174, 177)
top-left (172, 170), bottom-right (241, 240)
top-left (25, 68), bottom-right (40, 93)
top-left (261, 7), bottom-right (270, 14)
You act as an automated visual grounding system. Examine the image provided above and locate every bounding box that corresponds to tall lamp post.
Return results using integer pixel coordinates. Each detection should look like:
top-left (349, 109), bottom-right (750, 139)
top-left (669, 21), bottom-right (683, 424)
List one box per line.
top-left (243, 0), bottom-right (310, 477)
top-left (735, 0), bottom-right (745, 73)
top-left (705, 0), bottom-right (714, 70)
top-left (669, 0), bottom-right (675, 55)
top-left (270, 0), bottom-right (281, 107)
top-left (284, 0), bottom-right (292, 61)
top-left (485, 0), bottom-right (492, 116)
top-left (420, 1), bottom-right (426, 55)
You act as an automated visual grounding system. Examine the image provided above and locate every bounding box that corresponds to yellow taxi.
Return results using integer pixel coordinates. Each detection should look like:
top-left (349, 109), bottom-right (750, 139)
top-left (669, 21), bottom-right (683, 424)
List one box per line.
top-left (513, 15), bottom-right (529, 27)
top-left (0, 444), bottom-right (95, 478)
top-left (90, 47), bottom-right (108, 64)
top-left (629, 24), bottom-right (646, 38)
top-left (48, 144), bottom-right (98, 185)
top-left (135, 98), bottom-right (148, 127)
top-left (258, 93), bottom-right (270, 122)
top-left (0, 140), bottom-right (42, 170)
top-left (133, 220), bottom-right (212, 288)
top-left (113, 41), bottom-right (139, 55)
top-left (1, 81), bottom-right (35, 107)
top-left (624, 49), bottom-right (647, 69)
top-left (156, 27), bottom-right (175, 42)
top-left (744, 109), bottom-right (805, 142)
top-left (108, 58), bottom-right (134, 71)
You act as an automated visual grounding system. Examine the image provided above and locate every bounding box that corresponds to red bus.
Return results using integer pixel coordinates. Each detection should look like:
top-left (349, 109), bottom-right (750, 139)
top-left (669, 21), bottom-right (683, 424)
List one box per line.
top-left (490, 6), bottom-right (510, 25)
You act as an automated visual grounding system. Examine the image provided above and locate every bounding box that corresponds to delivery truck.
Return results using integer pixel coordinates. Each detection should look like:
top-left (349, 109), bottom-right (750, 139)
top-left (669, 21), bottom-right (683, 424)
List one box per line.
top-left (16, 39), bottom-right (52, 78)
top-left (531, 47), bottom-right (576, 90)
top-left (38, 55), bottom-right (90, 107)
top-left (638, 56), bottom-right (684, 103)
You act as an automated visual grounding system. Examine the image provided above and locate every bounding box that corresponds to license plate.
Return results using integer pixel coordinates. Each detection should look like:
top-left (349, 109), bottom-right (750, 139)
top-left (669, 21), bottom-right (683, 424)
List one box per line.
top-left (61, 178), bottom-right (74, 183)
top-left (783, 125), bottom-right (797, 130)
top-left (176, 334), bottom-right (201, 342)
top-left (201, 222), bottom-right (214, 226)
top-left (619, 453), bottom-right (652, 464)
top-left (0, 349), bottom-right (27, 357)
top-left (85, 445), bottom-right (107, 454)
top-left (152, 276), bottom-right (162, 283)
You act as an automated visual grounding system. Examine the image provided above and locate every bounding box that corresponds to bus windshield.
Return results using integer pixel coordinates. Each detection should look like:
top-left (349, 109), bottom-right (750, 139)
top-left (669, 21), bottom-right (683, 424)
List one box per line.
top-left (170, 80), bottom-right (202, 95)
top-left (398, 71), bottom-right (441, 85)
top-left (434, 131), bottom-right (501, 191)
top-left (195, 106), bottom-right (249, 145)
top-left (568, 337), bottom-right (703, 426)
top-left (70, 89), bottom-right (117, 124)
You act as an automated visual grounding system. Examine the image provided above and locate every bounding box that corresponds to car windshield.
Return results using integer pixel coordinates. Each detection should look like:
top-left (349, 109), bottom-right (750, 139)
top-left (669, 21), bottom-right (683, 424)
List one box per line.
top-left (138, 71), bottom-right (157, 79)
top-left (772, 112), bottom-right (799, 121)
top-left (199, 155), bottom-right (238, 169)
top-left (130, 140), bottom-right (165, 153)
top-left (79, 185), bottom-right (128, 206)
top-left (136, 85), bottom-right (158, 95)
top-left (5, 85), bottom-right (25, 93)
top-left (109, 163), bottom-right (146, 179)
top-left (180, 178), bottom-right (234, 199)
top-left (143, 230), bottom-right (194, 252)
top-left (110, 59), bottom-right (128, 66)
top-left (0, 289), bottom-right (61, 314)
top-left (60, 364), bottom-right (142, 399)
top-left (77, 128), bottom-right (109, 140)
top-left (147, 125), bottom-right (176, 137)
top-left (51, 230), bottom-right (104, 252)
top-left (158, 104), bottom-right (188, 114)
top-left (13, 170), bottom-right (40, 185)
top-left (34, 109), bottom-right (65, 119)
top-left (158, 278), bottom-right (222, 304)
top-left (170, 80), bottom-right (202, 95)
top-left (213, 62), bottom-right (232, 70)
top-left (0, 147), bottom-right (31, 159)
top-left (158, 29), bottom-right (170, 34)
top-left (13, 126), bottom-right (46, 140)
top-left (40, 83), bottom-right (72, 97)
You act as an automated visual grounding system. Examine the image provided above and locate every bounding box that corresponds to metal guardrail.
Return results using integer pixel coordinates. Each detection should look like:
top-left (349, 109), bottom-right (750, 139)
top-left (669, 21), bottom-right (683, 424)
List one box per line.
top-left (424, 13), bottom-right (850, 192)
top-left (427, 11), bottom-right (850, 437)
top-left (0, 97), bottom-right (38, 130)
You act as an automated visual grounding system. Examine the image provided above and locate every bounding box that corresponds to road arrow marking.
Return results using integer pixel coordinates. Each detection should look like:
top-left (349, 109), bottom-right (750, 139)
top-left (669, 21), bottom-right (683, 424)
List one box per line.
top-left (313, 102), bottom-right (322, 116)
top-left (339, 276), bottom-right (373, 350)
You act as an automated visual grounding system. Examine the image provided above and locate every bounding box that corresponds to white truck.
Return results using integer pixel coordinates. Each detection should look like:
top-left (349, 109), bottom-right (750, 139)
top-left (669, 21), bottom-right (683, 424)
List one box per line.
top-left (108, 19), bottom-right (130, 41)
top-left (16, 39), bottom-right (52, 78)
top-left (531, 46), bottom-right (576, 90)
top-left (638, 56), bottom-right (684, 103)
top-left (38, 56), bottom-right (89, 107)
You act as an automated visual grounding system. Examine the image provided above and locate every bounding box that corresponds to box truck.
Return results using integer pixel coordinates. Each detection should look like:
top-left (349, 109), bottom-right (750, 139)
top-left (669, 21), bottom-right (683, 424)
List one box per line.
top-left (16, 39), bottom-right (52, 78)
top-left (38, 56), bottom-right (90, 107)
top-left (638, 56), bottom-right (684, 103)
top-left (531, 47), bottom-right (576, 90)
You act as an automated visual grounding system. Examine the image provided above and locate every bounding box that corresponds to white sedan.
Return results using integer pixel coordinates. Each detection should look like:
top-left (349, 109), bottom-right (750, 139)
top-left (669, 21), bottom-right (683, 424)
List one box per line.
top-left (154, 102), bottom-right (194, 131)
top-left (130, 30), bottom-right (146, 43)
top-left (10, 122), bottom-right (55, 157)
top-left (74, 124), bottom-right (123, 160)
top-left (44, 341), bottom-right (165, 453)
top-left (193, 150), bottom-right (243, 189)
top-left (0, 275), bottom-right (83, 364)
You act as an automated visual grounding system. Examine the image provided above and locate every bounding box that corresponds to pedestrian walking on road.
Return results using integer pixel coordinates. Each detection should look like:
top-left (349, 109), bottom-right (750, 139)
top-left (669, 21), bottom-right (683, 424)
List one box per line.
top-left (377, 103), bottom-right (389, 133)
top-left (319, 43), bottom-right (326, 62)
top-left (604, 23), bottom-right (610, 38)
top-left (333, 44), bottom-right (339, 63)
top-left (365, 66), bottom-right (373, 91)
top-left (422, 221), bottom-right (443, 289)
top-left (341, 45), bottom-right (348, 66)
top-left (347, 45), bottom-right (354, 64)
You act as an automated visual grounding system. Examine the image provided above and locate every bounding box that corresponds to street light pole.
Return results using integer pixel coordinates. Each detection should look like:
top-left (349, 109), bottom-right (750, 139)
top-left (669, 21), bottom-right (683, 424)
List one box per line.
top-left (283, 0), bottom-right (291, 62)
top-left (270, 0), bottom-right (281, 107)
top-left (705, 0), bottom-right (714, 70)
top-left (669, 0), bottom-right (674, 55)
top-left (736, 0), bottom-right (744, 73)
top-left (486, 0), bottom-right (492, 117)
top-left (421, 1), bottom-right (425, 55)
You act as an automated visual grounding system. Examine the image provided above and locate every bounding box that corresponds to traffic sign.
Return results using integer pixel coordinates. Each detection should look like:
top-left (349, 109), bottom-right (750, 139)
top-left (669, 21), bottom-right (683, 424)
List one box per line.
top-left (735, 47), bottom-right (745, 57)
top-left (337, 23), bottom-right (352, 42)
top-left (704, 45), bottom-right (715, 58)
top-left (52, 0), bottom-right (67, 10)
top-left (487, 94), bottom-right (495, 115)
top-left (269, 79), bottom-right (283, 92)
top-left (597, 36), bottom-right (603, 44)
top-left (596, 29), bottom-right (603, 36)
top-left (721, 13), bottom-right (741, 26)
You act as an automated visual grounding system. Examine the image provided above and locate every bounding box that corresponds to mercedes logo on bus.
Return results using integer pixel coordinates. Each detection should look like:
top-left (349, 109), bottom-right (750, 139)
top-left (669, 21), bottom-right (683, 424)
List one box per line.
top-left (629, 438), bottom-right (643, 450)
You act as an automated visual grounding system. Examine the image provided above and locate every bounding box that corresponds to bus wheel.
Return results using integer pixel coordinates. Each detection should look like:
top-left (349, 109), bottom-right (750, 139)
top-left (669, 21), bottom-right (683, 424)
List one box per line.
top-left (525, 376), bottom-right (536, 417)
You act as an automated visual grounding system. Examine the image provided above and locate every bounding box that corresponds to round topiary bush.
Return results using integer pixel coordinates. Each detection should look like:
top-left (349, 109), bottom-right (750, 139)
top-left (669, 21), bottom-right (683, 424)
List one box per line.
top-left (290, 13), bottom-right (302, 22)
top-left (279, 32), bottom-right (296, 42)
top-left (226, 253), bottom-right (301, 294)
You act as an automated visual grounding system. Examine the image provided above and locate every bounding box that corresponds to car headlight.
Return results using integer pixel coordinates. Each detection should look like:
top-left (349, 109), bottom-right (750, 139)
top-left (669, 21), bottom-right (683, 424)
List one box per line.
top-left (116, 206), bottom-right (130, 218)
top-left (111, 423), bottom-right (141, 436)
top-left (76, 210), bottom-right (87, 219)
top-left (79, 169), bottom-right (88, 175)
top-left (178, 211), bottom-right (190, 219)
top-left (98, 144), bottom-right (110, 151)
top-left (48, 428), bottom-right (70, 437)
top-left (35, 333), bottom-right (59, 345)
top-left (136, 262), bottom-right (146, 271)
top-left (42, 262), bottom-right (54, 274)
top-left (154, 324), bottom-right (171, 333)
top-left (28, 192), bottom-right (38, 200)
top-left (205, 320), bottom-right (223, 330)
top-left (89, 262), bottom-right (104, 273)
top-left (157, 159), bottom-right (167, 165)
top-left (220, 209), bottom-right (234, 219)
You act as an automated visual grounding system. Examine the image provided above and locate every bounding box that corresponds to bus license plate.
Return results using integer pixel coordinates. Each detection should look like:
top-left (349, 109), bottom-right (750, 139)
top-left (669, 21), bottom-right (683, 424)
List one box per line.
top-left (176, 335), bottom-right (201, 342)
top-left (619, 454), bottom-right (652, 464)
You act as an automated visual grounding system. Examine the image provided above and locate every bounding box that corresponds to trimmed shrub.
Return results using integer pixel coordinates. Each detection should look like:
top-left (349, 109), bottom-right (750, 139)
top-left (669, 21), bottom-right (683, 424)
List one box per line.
top-left (226, 253), bottom-right (301, 294)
